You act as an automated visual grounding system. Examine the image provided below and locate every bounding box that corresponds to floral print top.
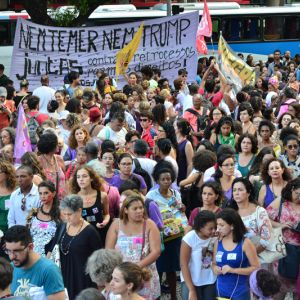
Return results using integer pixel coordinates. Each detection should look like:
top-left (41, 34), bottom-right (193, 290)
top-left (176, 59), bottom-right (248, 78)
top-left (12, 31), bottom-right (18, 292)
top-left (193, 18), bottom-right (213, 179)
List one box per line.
top-left (241, 206), bottom-right (273, 250)
top-left (267, 201), bottom-right (300, 246)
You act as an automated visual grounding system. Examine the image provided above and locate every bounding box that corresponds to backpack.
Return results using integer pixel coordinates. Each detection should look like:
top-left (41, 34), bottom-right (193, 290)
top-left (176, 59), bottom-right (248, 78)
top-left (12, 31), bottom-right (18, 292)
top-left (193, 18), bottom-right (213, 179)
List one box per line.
top-left (180, 172), bottom-right (202, 218)
top-left (133, 158), bottom-right (153, 192)
top-left (26, 113), bottom-right (40, 145)
top-left (186, 108), bottom-right (210, 140)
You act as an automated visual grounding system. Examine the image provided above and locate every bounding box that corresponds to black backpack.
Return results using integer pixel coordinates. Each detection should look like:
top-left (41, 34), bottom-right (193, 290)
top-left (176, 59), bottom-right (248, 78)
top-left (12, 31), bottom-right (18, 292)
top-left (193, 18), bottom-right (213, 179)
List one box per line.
top-left (180, 173), bottom-right (203, 218)
top-left (133, 158), bottom-right (153, 192)
top-left (186, 108), bottom-right (210, 140)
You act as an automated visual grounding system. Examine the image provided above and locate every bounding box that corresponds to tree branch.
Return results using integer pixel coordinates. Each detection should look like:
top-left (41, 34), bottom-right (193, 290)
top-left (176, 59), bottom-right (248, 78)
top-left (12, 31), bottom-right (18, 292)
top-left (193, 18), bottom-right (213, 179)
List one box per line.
top-left (23, 0), bottom-right (55, 26)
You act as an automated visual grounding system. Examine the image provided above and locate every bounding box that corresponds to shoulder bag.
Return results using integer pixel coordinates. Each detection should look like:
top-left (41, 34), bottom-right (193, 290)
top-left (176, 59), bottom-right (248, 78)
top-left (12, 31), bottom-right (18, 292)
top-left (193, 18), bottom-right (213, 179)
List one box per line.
top-left (255, 203), bottom-right (286, 264)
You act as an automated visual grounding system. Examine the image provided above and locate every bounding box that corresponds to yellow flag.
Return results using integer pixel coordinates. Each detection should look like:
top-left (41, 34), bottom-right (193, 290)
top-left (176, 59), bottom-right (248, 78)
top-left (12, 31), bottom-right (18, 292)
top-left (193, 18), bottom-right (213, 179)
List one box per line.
top-left (218, 35), bottom-right (255, 87)
top-left (115, 22), bottom-right (144, 79)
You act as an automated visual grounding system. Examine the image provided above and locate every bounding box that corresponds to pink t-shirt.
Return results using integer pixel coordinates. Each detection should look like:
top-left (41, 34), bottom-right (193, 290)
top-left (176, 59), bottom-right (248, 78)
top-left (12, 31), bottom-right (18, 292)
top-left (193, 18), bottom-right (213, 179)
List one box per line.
top-left (198, 87), bottom-right (223, 107)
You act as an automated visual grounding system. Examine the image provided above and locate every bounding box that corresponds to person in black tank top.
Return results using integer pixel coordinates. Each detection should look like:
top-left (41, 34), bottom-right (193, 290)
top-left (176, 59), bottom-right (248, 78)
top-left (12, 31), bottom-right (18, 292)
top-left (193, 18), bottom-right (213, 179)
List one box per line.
top-left (70, 165), bottom-right (111, 243)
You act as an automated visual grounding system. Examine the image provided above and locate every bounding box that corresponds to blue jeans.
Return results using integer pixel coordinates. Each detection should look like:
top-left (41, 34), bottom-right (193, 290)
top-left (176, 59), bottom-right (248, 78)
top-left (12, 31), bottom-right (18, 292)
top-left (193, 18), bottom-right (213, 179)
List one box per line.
top-left (181, 282), bottom-right (216, 300)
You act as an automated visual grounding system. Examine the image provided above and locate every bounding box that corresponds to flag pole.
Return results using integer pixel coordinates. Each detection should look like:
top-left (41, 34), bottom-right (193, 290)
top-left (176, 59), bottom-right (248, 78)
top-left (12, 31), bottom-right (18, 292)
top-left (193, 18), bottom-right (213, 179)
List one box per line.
top-left (210, 37), bottom-right (214, 56)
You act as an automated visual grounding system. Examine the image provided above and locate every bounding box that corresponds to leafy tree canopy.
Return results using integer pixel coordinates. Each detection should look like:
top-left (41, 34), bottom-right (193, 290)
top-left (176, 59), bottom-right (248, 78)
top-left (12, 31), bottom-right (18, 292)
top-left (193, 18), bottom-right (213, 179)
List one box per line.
top-left (23, 0), bottom-right (107, 26)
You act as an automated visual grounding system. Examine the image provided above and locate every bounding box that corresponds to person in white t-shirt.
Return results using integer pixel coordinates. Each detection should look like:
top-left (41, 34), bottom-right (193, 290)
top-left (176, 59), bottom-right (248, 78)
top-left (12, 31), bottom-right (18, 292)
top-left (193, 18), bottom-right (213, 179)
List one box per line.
top-left (180, 210), bottom-right (217, 300)
top-left (32, 75), bottom-right (55, 113)
top-left (98, 112), bottom-right (127, 148)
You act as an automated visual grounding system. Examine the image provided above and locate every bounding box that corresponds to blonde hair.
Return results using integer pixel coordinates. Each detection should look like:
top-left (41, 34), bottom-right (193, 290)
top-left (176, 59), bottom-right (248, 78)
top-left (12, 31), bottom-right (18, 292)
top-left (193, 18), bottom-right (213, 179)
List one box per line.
top-left (139, 101), bottom-right (151, 114)
top-left (159, 89), bottom-right (171, 99)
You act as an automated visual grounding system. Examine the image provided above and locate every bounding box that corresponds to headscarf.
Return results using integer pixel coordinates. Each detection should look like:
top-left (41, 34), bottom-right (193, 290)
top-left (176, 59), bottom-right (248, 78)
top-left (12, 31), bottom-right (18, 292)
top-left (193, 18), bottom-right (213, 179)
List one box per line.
top-left (249, 270), bottom-right (272, 300)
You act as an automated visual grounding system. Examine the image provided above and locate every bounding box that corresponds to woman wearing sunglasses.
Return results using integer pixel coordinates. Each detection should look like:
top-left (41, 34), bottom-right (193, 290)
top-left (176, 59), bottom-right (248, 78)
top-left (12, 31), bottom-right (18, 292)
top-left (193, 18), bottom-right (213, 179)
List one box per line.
top-left (280, 134), bottom-right (300, 179)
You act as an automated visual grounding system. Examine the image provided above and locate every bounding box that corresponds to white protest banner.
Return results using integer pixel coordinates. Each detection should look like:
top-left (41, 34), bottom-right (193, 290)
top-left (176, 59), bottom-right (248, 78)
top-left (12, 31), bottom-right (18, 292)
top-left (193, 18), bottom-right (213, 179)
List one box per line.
top-left (10, 12), bottom-right (198, 90)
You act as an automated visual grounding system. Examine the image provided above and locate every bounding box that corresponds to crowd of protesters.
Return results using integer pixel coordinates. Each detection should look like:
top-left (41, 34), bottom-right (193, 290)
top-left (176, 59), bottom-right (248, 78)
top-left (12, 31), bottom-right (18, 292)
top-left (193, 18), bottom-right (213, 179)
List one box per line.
top-left (0, 48), bottom-right (299, 300)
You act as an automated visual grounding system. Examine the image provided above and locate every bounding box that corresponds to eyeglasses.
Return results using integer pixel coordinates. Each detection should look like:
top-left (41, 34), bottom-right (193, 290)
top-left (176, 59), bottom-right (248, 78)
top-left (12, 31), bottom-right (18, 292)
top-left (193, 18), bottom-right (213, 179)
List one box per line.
top-left (5, 246), bottom-right (28, 256)
top-left (21, 197), bottom-right (26, 211)
top-left (287, 144), bottom-right (298, 150)
top-left (213, 112), bottom-right (222, 116)
top-left (222, 163), bottom-right (235, 168)
top-left (140, 118), bottom-right (149, 122)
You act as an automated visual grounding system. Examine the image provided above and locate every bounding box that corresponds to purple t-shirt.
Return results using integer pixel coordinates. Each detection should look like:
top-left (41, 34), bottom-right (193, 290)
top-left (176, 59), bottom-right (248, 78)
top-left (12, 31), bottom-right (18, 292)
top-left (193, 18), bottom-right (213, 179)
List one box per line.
top-left (110, 173), bottom-right (147, 192)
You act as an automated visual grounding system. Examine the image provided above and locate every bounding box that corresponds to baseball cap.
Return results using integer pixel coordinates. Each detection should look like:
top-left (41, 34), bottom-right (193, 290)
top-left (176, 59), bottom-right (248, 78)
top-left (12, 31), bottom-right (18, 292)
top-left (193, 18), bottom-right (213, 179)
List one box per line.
top-left (0, 87), bottom-right (7, 98)
top-left (58, 110), bottom-right (70, 120)
top-left (89, 107), bottom-right (101, 122)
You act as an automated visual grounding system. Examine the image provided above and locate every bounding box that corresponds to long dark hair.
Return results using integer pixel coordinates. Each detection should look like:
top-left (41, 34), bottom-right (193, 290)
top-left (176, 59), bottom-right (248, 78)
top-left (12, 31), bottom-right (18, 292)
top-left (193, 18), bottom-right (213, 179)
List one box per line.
top-left (213, 154), bottom-right (235, 182)
top-left (230, 178), bottom-right (257, 210)
top-left (38, 181), bottom-right (60, 224)
top-left (216, 208), bottom-right (247, 243)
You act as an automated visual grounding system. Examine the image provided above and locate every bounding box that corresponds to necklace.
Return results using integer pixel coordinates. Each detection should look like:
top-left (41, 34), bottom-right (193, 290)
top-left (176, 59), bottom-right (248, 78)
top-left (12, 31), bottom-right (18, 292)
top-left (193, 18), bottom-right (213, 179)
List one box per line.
top-left (43, 154), bottom-right (56, 166)
top-left (60, 219), bottom-right (84, 256)
top-left (40, 205), bottom-right (51, 216)
top-left (271, 181), bottom-right (284, 198)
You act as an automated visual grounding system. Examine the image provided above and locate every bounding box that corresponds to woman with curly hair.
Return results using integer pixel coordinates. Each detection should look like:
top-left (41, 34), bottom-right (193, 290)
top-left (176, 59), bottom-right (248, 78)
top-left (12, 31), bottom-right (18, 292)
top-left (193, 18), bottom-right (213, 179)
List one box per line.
top-left (21, 152), bottom-right (47, 186)
top-left (0, 161), bottom-right (16, 232)
top-left (70, 166), bottom-right (110, 242)
top-left (64, 125), bottom-right (90, 164)
top-left (258, 157), bottom-right (292, 208)
top-left (27, 180), bottom-right (61, 257)
top-left (235, 133), bottom-right (258, 178)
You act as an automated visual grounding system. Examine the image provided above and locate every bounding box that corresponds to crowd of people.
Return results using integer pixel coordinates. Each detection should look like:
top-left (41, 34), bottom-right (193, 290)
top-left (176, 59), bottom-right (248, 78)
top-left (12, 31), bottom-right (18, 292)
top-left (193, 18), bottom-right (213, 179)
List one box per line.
top-left (0, 48), bottom-right (299, 300)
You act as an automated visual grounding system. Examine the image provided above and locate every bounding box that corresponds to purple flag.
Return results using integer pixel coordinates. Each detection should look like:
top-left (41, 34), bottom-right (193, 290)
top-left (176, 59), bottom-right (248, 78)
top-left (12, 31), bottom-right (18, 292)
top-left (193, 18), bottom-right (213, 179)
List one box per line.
top-left (13, 104), bottom-right (32, 163)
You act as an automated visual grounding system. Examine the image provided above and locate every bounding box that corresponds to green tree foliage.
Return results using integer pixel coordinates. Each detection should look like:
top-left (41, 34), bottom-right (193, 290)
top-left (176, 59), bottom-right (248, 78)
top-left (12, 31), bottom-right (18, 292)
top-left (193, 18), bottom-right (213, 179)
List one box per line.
top-left (23, 0), bottom-right (107, 26)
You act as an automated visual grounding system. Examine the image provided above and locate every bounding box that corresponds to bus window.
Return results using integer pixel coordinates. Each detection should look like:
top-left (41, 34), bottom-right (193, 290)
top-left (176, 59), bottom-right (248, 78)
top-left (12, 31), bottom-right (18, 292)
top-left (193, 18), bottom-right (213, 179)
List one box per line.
top-left (221, 17), bottom-right (261, 42)
top-left (264, 16), bottom-right (283, 40)
top-left (204, 18), bottom-right (219, 43)
top-left (10, 21), bottom-right (17, 45)
top-left (0, 22), bottom-right (11, 46)
top-left (283, 16), bottom-right (300, 39)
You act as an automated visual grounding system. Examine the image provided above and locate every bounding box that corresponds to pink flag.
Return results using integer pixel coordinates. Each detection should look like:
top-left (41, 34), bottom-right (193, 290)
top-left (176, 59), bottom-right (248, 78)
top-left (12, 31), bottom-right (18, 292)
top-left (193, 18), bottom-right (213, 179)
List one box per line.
top-left (197, 0), bottom-right (212, 38)
top-left (196, 35), bottom-right (208, 55)
top-left (14, 104), bottom-right (32, 163)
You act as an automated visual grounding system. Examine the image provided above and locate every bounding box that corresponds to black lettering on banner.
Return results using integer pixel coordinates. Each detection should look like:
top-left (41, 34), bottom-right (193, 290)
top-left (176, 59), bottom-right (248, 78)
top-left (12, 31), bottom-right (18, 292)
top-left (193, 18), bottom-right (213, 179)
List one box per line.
top-left (122, 27), bottom-right (135, 48)
top-left (58, 30), bottom-right (67, 52)
top-left (88, 30), bottom-right (98, 52)
top-left (102, 30), bottom-right (112, 50)
top-left (48, 29), bottom-right (58, 51)
top-left (47, 57), bottom-right (58, 75)
top-left (67, 30), bottom-right (78, 52)
top-left (113, 28), bottom-right (122, 49)
top-left (19, 23), bottom-right (28, 49)
top-left (28, 26), bottom-right (37, 51)
top-left (79, 30), bottom-right (86, 52)
top-left (37, 28), bottom-right (46, 52)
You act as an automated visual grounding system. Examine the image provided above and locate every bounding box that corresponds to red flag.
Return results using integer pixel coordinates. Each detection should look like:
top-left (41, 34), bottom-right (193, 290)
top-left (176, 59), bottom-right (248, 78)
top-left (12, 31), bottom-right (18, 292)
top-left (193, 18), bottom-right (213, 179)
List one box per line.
top-left (197, 0), bottom-right (212, 38)
top-left (196, 35), bottom-right (208, 55)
